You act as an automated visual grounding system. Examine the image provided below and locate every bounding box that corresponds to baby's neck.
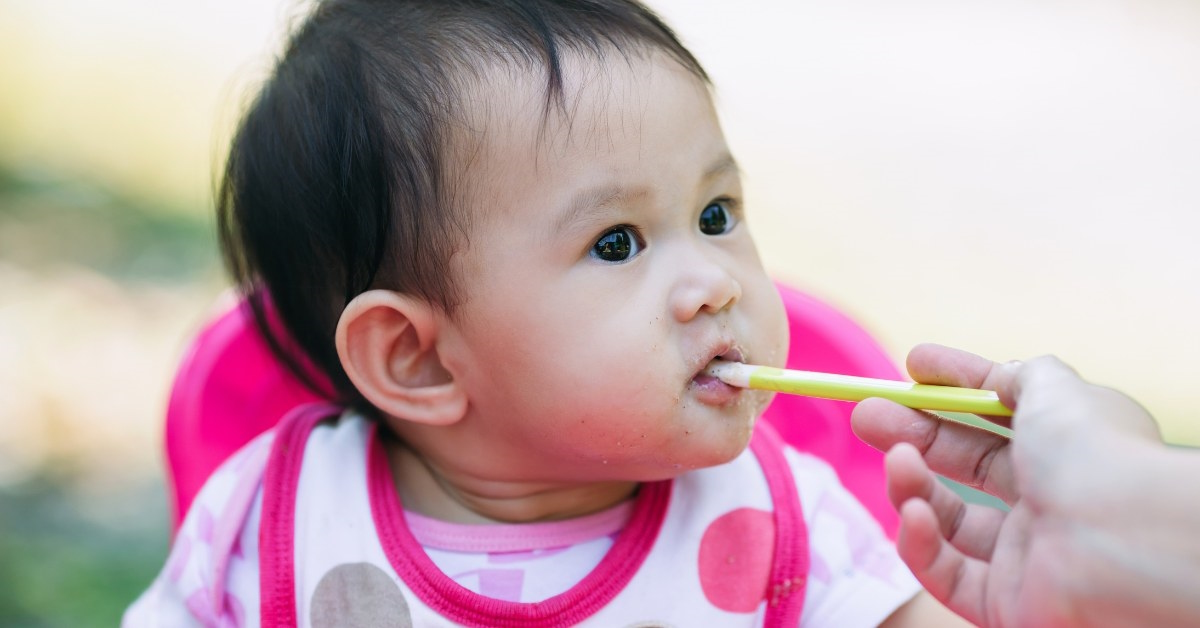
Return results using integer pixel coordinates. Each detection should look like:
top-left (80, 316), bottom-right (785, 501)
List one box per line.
top-left (385, 439), bottom-right (638, 524)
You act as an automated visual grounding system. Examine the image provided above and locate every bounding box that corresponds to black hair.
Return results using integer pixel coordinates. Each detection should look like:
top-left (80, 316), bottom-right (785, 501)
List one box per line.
top-left (217, 0), bottom-right (710, 408)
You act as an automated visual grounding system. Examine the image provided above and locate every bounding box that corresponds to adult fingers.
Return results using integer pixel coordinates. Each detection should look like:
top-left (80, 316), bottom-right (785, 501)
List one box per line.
top-left (905, 343), bottom-right (1020, 429)
top-left (886, 444), bottom-right (1008, 561)
top-left (905, 343), bottom-right (1016, 391)
top-left (895, 498), bottom-right (993, 627)
top-left (853, 398), bottom-right (1019, 504)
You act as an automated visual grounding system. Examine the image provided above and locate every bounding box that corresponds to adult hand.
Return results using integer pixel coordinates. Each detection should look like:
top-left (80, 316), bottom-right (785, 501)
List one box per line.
top-left (852, 343), bottom-right (1199, 627)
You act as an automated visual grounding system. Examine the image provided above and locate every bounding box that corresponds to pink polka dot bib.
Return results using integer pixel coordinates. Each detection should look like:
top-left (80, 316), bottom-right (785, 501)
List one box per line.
top-left (257, 404), bottom-right (807, 626)
top-left (126, 402), bottom-right (920, 627)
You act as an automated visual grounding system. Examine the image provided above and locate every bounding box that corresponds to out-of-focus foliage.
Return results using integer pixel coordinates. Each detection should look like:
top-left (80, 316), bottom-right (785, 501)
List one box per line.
top-left (0, 166), bottom-right (216, 281)
top-left (0, 474), bottom-right (168, 627)
top-left (0, 164), bottom-right (218, 626)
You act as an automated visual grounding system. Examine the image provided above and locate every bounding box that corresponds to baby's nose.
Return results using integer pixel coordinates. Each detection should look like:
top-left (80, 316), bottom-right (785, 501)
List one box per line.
top-left (669, 259), bottom-right (742, 322)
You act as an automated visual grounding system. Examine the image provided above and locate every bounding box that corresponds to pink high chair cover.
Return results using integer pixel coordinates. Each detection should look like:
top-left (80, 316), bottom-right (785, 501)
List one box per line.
top-left (164, 284), bottom-right (901, 538)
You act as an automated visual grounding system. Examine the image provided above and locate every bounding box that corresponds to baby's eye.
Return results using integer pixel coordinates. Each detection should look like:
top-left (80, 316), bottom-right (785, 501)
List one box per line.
top-left (591, 226), bottom-right (642, 263)
top-left (698, 200), bottom-right (736, 235)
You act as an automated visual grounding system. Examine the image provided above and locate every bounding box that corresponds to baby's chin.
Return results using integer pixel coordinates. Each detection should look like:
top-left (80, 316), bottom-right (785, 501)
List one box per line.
top-left (670, 419), bottom-right (759, 476)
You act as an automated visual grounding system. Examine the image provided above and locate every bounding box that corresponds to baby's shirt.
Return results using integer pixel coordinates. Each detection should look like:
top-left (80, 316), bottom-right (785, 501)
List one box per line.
top-left (126, 408), bottom-right (919, 626)
top-left (407, 451), bottom-right (917, 625)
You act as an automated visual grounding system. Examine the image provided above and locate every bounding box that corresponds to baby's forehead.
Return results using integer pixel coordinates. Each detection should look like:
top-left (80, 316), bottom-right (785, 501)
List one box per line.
top-left (453, 49), bottom-right (710, 164)
top-left (440, 51), bottom-right (728, 242)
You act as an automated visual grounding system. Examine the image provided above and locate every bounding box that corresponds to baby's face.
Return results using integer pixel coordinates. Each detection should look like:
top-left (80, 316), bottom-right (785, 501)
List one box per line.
top-left (435, 51), bottom-right (788, 482)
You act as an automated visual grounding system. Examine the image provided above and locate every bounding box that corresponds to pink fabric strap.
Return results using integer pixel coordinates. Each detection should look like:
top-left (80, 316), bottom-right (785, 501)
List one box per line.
top-left (751, 420), bottom-right (809, 626)
top-left (258, 402), bottom-right (343, 628)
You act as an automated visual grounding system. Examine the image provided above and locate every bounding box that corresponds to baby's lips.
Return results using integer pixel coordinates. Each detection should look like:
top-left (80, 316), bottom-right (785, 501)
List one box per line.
top-left (718, 347), bottom-right (745, 364)
top-left (689, 366), bottom-right (743, 406)
top-left (688, 340), bottom-right (746, 385)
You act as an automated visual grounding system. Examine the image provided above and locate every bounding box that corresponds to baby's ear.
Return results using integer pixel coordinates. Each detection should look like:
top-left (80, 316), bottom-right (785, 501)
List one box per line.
top-left (336, 290), bottom-right (466, 426)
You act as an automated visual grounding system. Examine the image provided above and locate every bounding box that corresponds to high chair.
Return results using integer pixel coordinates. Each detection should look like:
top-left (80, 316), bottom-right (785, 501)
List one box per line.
top-left (164, 283), bottom-right (902, 537)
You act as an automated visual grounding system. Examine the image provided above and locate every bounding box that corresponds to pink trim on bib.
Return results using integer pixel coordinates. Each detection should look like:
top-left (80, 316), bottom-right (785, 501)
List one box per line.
top-left (751, 421), bottom-right (809, 626)
top-left (367, 425), bottom-right (671, 627)
top-left (258, 402), bottom-right (343, 627)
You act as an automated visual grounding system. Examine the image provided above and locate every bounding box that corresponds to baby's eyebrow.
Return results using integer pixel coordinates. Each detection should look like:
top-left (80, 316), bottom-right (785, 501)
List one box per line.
top-left (702, 153), bottom-right (740, 183)
top-left (552, 185), bottom-right (647, 234)
top-left (552, 153), bottom-right (740, 233)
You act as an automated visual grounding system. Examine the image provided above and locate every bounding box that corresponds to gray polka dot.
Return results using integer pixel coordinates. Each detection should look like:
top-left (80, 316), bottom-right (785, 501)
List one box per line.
top-left (310, 563), bottom-right (412, 628)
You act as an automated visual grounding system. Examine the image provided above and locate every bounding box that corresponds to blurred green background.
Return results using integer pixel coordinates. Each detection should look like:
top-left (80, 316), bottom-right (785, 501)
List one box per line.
top-left (1, 0), bottom-right (1197, 624)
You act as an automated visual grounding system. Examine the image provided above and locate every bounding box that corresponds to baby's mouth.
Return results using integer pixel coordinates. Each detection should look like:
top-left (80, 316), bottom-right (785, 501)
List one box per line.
top-left (710, 348), bottom-right (745, 369)
top-left (690, 348), bottom-right (745, 402)
top-left (694, 355), bottom-right (739, 380)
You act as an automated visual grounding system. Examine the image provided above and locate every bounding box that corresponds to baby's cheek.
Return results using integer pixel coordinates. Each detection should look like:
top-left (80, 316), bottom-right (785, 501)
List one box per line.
top-left (761, 302), bottom-right (790, 368)
top-left (584, 347), bottom-right (673, 397)
top-left (750, 389), bottom-right (776, 422)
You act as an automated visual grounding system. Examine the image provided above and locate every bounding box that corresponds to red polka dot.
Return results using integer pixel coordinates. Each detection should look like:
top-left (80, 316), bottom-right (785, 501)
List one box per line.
top-left (697, 507), bottom-right (775, 612)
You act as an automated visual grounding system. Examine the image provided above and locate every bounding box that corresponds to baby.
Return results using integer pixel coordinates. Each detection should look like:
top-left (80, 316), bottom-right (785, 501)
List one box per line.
top-left (127, 1), bottom-right (969, 625)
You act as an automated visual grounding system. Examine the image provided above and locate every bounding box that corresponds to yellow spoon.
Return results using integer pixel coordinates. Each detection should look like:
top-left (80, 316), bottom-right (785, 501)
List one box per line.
top-left (705, 361), bottom-right (1012, 417)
